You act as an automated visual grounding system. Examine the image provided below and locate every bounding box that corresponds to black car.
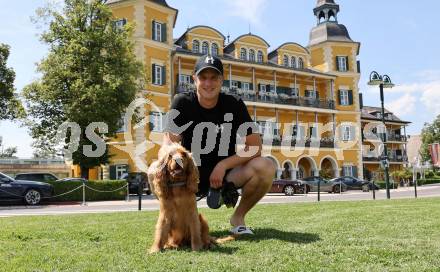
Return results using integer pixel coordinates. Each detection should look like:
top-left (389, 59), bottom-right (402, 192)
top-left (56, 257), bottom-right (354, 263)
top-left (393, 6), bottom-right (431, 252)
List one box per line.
top-left (56, 178), bottom-right (88, 183)
top-left (270, 179), bottom-right (303, 195)
top-left (0, 172), bottom-right (54, 205)
top-left (300, 176), bottom-right (347, 193)
top-left (331, 176), bottom-right (379, 192)
top-left (15, 172), bottom-right (58, 183)
top-left (121, 172), bottom-right (151, 195)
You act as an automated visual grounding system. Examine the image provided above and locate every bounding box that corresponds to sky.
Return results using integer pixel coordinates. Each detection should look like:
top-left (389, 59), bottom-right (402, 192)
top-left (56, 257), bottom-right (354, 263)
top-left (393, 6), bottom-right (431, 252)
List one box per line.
top-left (1, 0), bottom-right (439, 158)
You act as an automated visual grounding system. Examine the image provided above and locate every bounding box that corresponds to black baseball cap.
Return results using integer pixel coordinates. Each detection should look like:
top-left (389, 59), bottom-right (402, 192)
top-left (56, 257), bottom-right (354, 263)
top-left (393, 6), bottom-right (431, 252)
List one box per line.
top-left (194, 54), bottom-right (224, 76)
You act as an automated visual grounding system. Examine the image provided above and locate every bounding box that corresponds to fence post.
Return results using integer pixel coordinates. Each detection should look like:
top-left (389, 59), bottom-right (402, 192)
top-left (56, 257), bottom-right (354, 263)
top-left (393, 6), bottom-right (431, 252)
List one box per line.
top-left (372, 180), bottom-right (376, 200)
top-left (81, 182), bottom-right (87, 206)
top-left (317, 180), bottom-right (321, 202)
top-left (126, 182), bottom-right (130, 202)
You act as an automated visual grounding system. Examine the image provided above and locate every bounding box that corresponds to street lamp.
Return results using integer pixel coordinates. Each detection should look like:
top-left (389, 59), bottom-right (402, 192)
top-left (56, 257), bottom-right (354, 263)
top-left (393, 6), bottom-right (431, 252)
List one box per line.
top-left (368, 71), bottom-right (395, 199)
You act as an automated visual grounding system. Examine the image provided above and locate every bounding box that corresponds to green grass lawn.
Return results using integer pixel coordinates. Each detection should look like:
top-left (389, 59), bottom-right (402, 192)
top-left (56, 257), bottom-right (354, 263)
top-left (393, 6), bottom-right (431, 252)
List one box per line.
top-left (1, 198), bottom-right (440, 272)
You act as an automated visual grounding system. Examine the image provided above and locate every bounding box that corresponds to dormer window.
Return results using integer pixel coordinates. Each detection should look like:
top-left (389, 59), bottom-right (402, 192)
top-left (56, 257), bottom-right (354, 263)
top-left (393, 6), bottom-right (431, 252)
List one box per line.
top-left (192, 40), bottom-right (200, 53)
top-left (257, 50), bottom-right (263, 63)
top-left (283, 55), bottom-right (289, 67)
top-left (240, 48), bottom-right (247, 61)
top-left (291, 56), bottom-right (296, 68)
top-left (211, 43), bottom-right (219, 56)
top-left (249, 49), bottom-right (255, 62)
top-left (202, 42), bottom-right (209, 55)
top-left (298, 58), bottom-right (304, 69)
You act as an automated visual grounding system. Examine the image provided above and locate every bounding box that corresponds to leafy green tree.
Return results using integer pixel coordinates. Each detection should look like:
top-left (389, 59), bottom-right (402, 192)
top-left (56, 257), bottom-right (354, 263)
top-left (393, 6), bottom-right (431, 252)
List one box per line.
top-left (0, 43), bottom-right (24, 120)
top-left (0, 137), bottom-right (18, 158)
top-left (420, 114), bottom-right (440, 164)
top-left (23, 0), bottom-right (144, 178)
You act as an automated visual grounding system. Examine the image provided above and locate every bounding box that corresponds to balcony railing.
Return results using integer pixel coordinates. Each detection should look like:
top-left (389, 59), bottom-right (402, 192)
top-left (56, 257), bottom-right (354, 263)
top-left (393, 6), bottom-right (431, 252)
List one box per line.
top-left (176, 83), bottom-right (336, 110)
top-left (263, 136), bottom-right (335, 148)
top-left (362, 154), bottom-right (408, 163)
top-left (363, 133), bottom-right (407, 142)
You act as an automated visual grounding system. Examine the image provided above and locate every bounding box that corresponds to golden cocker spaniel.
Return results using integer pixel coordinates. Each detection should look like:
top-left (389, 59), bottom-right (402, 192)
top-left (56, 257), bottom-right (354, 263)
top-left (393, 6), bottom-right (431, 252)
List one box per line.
top-left (147, 143), bottom-right (214, 253)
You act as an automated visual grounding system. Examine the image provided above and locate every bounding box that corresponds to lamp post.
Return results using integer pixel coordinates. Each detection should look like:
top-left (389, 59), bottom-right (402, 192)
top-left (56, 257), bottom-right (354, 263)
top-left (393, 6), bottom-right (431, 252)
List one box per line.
top-left (368, 71), bottom-right (395, 199)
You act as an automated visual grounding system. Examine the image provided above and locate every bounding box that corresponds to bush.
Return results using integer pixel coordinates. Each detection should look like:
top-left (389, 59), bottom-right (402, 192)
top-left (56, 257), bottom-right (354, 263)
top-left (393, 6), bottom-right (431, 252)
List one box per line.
top-left (425, 171), bottom-right (436, 178)
top-left (417, 178), bottom-right (440, 186)
top-left (47, 180), bottom-right (127, 202)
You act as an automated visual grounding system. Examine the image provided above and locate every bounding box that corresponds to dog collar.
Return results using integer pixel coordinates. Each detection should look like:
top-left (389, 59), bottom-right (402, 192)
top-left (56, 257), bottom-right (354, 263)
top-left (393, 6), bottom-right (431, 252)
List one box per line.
top-left (168, 181), bottom-right (186, 188)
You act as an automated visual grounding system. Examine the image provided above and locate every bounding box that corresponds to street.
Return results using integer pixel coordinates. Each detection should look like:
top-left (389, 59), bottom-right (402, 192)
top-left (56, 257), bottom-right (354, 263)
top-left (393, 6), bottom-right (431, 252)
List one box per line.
top-left (1, 184), bottom-right (439, 217)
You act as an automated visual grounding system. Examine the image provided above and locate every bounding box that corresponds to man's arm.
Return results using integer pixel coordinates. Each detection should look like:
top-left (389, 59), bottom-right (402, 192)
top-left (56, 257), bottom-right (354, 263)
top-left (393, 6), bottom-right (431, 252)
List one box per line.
top-left (209, 133), bottom-right (262, 188)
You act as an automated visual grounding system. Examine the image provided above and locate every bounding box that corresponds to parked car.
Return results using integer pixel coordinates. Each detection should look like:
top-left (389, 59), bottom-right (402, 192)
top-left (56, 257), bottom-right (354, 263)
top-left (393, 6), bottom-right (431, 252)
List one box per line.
top-left (330, 176), bottom-right (379, 192)
top-left (121, 172), bottom-right (151, 195)
top-left (56, 178), bottom-right (88, 183)
top-left (300, 176), bottom-right (347, 193)
top-left (15, 172), bottom-right (58, 183)
top-left (0, 172), bottom-right (54, 205)
top-left (270, 179), bottom-right (303, 196)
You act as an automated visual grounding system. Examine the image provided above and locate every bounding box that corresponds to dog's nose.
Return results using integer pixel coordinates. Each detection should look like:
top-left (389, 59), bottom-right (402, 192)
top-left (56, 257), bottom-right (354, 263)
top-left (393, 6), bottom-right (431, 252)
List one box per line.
top-left (174, 157), bottom-right (184, 169)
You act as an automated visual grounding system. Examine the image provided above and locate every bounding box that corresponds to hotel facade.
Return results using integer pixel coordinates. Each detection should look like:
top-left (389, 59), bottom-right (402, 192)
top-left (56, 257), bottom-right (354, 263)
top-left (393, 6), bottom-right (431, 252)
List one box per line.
top-left (84, 0), bottom-right (410, 182)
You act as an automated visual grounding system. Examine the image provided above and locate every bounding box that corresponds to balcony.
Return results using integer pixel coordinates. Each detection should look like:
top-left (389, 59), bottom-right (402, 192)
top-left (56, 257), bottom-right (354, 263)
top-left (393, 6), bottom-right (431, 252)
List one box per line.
top-left (176, 83), bottom-right (336, 110)
top-left (363, 133), bottom-right (407, 142)
top-left (363, 150), bottom-right (408, 163)
top-left (263, 136), bottom-right (335, 148)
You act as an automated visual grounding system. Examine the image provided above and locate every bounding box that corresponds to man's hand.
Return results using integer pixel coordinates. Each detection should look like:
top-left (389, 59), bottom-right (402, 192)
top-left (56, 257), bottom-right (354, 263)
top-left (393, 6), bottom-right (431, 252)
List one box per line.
top-left (209, 162), bottom-right (227, 189)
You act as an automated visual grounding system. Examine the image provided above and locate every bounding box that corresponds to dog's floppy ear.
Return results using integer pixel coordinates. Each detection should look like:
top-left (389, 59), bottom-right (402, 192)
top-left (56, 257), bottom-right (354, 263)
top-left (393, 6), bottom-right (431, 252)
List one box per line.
top-left (186, 152), bottom-right (200, 194)
top-left (148, 148), bottom-right (170, 198)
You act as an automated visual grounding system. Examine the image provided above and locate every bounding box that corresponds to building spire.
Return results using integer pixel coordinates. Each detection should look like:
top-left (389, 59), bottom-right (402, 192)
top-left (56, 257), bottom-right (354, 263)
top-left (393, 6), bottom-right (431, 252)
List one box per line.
top-left (314, 0), bottom-right (340, 25)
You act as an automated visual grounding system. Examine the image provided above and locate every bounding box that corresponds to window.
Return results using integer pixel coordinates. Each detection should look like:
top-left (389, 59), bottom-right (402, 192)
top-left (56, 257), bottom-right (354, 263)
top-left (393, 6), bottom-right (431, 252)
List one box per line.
top-left (258, 121), bottom-right (279, 137)
top-left (257, 50), bottom-right (263, 63)
top-left (259, 84), bottom-right (266, 93)
top-left (179, 74), bottom-right (191, 83)
top-left (152, 64), bottom-right (164, 85)
top-left (249, 49), bottom-right (255, 62)
top-left (283, 55), bottom-right (289, 67)
top-left (242, 82), bottom-right (250, 91)
top-left (343, 166), bottom-right (353, 177)
top-left (211, 43), bottom-right (219, 56)
top-left (202, 42), bottom-right (209, 55)
top-left (152, 21), bottom-right (166, 42)
top-left (298, 58), bottom-right (304, 69)
top-left (291, 88), bottom-right (299, 97)
top-left (114, 18), bottom-right (127, 30)
top-left (240, 48), bottom-right (247, 60)
top-left (337, 56), bottom-right (348, 72)
top-left (116, 165), bottom-right (128, 180)
top-left (291, 56), bottom-right (296, 68)
top-left (192, 40), bottom-right (200, 53)
top-left (342, 125), bottom-right (351, 141)
top-left (149, 112), bottom-right (166, 132)
top-left (305, 90), bottom-right (316, 99)
top-left (340, 89), bottom-right (349, 105)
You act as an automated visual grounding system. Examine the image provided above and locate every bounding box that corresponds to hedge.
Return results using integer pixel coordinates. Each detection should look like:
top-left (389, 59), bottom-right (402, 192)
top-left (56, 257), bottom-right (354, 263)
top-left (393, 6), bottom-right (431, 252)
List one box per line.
top-left (46, 180), bottom-right (127, 202)
top-left (417, 179), bottom-right (440, 186)
top-left (372, 180), bottom-right (399, 190)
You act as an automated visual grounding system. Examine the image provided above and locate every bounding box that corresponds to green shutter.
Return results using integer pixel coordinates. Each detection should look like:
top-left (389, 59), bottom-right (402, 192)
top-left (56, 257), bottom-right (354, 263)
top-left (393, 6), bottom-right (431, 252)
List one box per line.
top-left (237, 81), bottom-right (242, 88)
top-left (250, 83), bottom-right (254, 90)
top-left (345, 57), bottom-right (349, 71)
top-left (338, 90), bottom-right (342, 104)
top-left (152, 64), bottom-right (156, 84)
top-left (161, 65), bottom-right (166, 85)
top-left (161, 23), bottom-right (167, 42)
top-left (152, 20), bottom-right (156, 40)
top-left (348, 90), bottom-right (353, 105)
top-left (109, 165), bottom-right (116, 180)
top-left (335, 57), bottom-right (339, 71)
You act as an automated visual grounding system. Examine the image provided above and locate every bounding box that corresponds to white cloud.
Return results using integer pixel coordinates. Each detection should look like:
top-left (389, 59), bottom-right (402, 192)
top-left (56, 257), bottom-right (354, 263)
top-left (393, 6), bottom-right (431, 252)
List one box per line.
top-left (420, 87), bottom-right (440, 116)
top-left (387, 93), bottom-right (417, 117)
top-left (225, 0), bottom-right (268, 26)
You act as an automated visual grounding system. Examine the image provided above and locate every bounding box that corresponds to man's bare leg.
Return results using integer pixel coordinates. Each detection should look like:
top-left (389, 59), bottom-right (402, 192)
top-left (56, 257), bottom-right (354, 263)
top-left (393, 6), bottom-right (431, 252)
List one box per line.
top-left (225, 157), bottom-right (276, 227)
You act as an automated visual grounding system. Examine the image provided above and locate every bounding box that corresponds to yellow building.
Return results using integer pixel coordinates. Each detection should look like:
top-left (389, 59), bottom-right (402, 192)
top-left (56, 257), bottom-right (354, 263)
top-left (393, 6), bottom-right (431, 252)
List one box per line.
top-left (96, 0), bottom-right (402, 182)
top-left (361, 105), bottom-right (411, 181)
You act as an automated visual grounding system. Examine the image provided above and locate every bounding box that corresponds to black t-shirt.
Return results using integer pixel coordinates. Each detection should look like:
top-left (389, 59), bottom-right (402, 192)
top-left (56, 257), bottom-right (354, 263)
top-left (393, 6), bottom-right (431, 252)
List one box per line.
top-left (165, 91), bottom-right (256, 170)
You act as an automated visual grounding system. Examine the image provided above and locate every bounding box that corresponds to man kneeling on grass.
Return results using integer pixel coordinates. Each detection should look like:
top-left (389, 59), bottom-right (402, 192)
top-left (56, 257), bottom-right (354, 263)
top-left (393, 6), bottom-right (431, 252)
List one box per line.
top-left (163, 54), bottom-right (276, 235)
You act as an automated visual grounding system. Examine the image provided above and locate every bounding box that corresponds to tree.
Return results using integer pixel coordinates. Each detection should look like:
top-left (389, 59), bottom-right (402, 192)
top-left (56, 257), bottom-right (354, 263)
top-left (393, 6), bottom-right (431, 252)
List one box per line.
top-left (23, 0), bottom-right (144, 179)
top-left (0, 43), bottom-right (25, 120)
top-left (420, 114), bottom-right (440, 164)
top-left (0, 137), bottom-right (18, 158)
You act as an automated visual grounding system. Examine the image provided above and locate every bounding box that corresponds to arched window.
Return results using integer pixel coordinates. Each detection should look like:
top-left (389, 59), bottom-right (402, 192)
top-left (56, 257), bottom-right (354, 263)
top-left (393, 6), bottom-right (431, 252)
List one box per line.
top-left (202, 41), bottom-right (209, 55)
top-left (319, 11), bottom-right (326, 23)
top-left (257, 50), bottom-right (263, 63)
top-left (298, 57), bottom-right (304, 69)
top-left (211, 43), bottom-right (219, 56)
top-left (240, 48), bottom-right (247, 60)
top-left (328, 10), bottom-right (336, 21)
top-left (249, 49), bottom-right (255, 62)
top-left (192, 40), bottom-right (200, 53)
top-left (291, 56), bottom-right (297, 68)
top-left (283, 55), bottom-right (289, 67)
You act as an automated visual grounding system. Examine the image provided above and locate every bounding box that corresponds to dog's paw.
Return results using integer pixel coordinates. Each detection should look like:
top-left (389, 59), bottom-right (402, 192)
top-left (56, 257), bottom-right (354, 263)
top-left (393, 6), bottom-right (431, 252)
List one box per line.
top-left (149, 246), bottom-right (161, 254)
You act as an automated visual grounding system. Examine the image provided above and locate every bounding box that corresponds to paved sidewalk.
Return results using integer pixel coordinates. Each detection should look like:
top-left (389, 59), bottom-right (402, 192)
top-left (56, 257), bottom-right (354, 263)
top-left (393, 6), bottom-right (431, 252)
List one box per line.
top-left (0, 185), bottom-right (438, 217)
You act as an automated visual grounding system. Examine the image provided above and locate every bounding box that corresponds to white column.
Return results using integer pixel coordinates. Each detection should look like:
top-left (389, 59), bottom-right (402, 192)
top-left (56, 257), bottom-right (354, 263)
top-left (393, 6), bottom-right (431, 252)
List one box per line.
top-left (314, 112), bottom-right (318, 139)
top-left (296, 110), bottom-right (299, 139)
top-left (277, 169), bottom-right (282, 179)
top-left (253, 106), bottom-right (257, 121)
top-left (274, 71), bottom-right (277, 92)
top-left (294, 74), bottom-right (297, 94)
top-left (332, 113), bottom-right (336, 145)
top-left (291, 169), bottom-right (297, 180)
top-left (252, 67), bottom-right (256, 92)
top-left (178, 57), bottom-right (181, 83)
top-left (229, 64), bottom-right (232, 88)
